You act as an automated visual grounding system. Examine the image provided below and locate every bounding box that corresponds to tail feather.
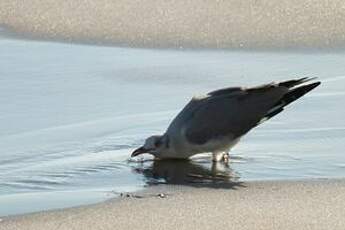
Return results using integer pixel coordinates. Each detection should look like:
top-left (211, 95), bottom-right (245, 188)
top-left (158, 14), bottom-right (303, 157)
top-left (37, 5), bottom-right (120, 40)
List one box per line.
top-left (264, 80), bottom-right (321, 121)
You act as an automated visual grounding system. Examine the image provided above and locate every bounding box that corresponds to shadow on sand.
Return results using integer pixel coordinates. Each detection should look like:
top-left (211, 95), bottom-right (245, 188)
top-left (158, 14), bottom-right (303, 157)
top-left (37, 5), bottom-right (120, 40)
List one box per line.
top-left (130, 158), bottom-right (244, 189)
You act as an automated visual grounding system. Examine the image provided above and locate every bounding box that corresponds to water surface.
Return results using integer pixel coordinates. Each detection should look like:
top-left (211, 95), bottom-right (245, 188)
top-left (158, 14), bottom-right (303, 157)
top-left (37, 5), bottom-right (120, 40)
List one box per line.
top-left (0, 36), bottom-right (344, 216)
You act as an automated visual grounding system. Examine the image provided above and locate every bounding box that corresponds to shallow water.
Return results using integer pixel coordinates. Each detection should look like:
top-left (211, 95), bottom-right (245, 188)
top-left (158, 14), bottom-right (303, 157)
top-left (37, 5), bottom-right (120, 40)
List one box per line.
top-left (1, 35), bottom-right (345, 216)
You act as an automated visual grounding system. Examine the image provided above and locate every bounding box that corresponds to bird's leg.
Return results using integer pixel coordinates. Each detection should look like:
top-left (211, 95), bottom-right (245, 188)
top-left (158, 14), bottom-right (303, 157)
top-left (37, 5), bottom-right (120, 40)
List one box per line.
top-left (222, 152), bottom-right (230, 163)
top-left (212, 152), bottom-right (225, 162)
top-left (212, 152), bottom-right (230, 163)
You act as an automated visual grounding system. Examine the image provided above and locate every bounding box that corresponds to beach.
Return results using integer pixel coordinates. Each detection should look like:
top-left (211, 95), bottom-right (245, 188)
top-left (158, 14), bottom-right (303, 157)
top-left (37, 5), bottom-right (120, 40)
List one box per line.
top-left (1, 0), bottom-right (345, 228)
top-left (2, 179), bottom-right (345, 229)
top-left (0, 37), bottom-right (344, 217)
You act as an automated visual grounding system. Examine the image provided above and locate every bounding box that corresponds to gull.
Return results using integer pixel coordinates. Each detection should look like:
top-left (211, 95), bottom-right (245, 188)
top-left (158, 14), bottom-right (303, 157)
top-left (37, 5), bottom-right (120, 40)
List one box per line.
top-left (131, 78), bottom-right (320, 161)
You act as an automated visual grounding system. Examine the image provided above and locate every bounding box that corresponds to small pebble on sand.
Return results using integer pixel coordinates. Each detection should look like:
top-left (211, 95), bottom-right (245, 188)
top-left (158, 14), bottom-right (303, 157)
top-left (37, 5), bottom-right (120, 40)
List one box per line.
top-left (158, 193), bottom-right (166, 198)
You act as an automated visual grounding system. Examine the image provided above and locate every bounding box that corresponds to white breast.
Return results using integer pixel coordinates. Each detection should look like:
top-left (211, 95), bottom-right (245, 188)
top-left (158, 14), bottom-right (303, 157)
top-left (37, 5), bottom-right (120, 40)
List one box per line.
top-left (165, 132), bottom-right (241, 159)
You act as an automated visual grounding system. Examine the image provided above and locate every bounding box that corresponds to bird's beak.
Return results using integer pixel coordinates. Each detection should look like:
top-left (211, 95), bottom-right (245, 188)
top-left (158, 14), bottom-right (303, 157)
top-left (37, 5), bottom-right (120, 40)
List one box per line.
top-left (131, 146), bottom-right (148, 157)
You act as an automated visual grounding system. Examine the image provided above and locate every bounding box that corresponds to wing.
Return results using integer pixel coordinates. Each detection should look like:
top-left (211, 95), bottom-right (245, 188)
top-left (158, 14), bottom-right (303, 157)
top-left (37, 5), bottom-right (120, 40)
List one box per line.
top-left (165, 87), bottom-right (245, 135)
top-left (183, 84), bottom-right (288, 145)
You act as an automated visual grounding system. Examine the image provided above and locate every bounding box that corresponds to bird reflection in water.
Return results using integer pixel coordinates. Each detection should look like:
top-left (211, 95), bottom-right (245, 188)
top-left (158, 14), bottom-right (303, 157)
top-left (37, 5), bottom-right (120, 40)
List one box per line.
top-left (130, 157), bottom-right (243, 188)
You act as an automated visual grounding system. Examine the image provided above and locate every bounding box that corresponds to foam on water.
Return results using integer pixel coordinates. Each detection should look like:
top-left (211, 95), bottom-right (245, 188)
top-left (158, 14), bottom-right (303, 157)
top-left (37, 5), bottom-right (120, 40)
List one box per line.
top-left (1, 0), bottom-right (345, 49)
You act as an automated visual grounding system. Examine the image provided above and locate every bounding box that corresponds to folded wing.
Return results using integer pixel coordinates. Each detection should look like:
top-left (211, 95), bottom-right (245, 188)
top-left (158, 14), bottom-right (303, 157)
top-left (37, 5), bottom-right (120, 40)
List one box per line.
top-left (179, 78), bottom-right (320, 145)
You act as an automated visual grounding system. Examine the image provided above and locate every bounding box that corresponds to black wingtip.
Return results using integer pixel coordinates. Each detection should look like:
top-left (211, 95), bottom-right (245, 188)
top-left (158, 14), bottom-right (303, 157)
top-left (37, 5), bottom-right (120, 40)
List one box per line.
top-left (264, 80), bottom-right (321, 121)
top-left (281, 81), bottom-right (321, 106)
top-left (304, 81), bottom-right (321, 91)
top-left (278, 77), bottom-right (318, 88)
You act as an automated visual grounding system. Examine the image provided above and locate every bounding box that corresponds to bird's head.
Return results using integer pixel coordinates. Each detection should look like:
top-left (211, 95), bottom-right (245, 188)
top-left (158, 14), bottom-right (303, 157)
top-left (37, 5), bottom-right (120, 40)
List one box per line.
top-left (131, 135), bottom-right (167, 158)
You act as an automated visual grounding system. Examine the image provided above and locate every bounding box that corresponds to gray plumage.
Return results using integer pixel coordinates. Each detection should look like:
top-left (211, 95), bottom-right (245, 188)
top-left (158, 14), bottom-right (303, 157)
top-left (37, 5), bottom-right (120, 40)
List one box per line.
top-left (132, 78), bottom-right (321, 161)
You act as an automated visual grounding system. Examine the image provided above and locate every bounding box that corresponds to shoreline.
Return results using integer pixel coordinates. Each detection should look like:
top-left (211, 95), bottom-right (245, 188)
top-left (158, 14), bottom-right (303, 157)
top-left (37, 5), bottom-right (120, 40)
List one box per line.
top-left (2, 178), bottom-right (345, 229)
top-left (1, 28), bottom-right (345, 229)
top-left (2, 26), bottom-right (345, 54)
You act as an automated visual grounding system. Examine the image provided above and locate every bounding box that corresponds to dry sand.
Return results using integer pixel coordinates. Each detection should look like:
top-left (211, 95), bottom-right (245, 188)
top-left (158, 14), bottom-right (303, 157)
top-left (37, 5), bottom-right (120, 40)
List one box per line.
top-left (1, 179), bottom-right (345, 230)
top-left (1, 0), bottom-right (345, 49)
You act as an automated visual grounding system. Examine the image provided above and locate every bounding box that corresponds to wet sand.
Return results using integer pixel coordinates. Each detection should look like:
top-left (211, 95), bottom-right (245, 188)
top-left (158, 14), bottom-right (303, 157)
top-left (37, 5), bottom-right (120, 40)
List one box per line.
top-left (2, 179), bottom-right (345, 230)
